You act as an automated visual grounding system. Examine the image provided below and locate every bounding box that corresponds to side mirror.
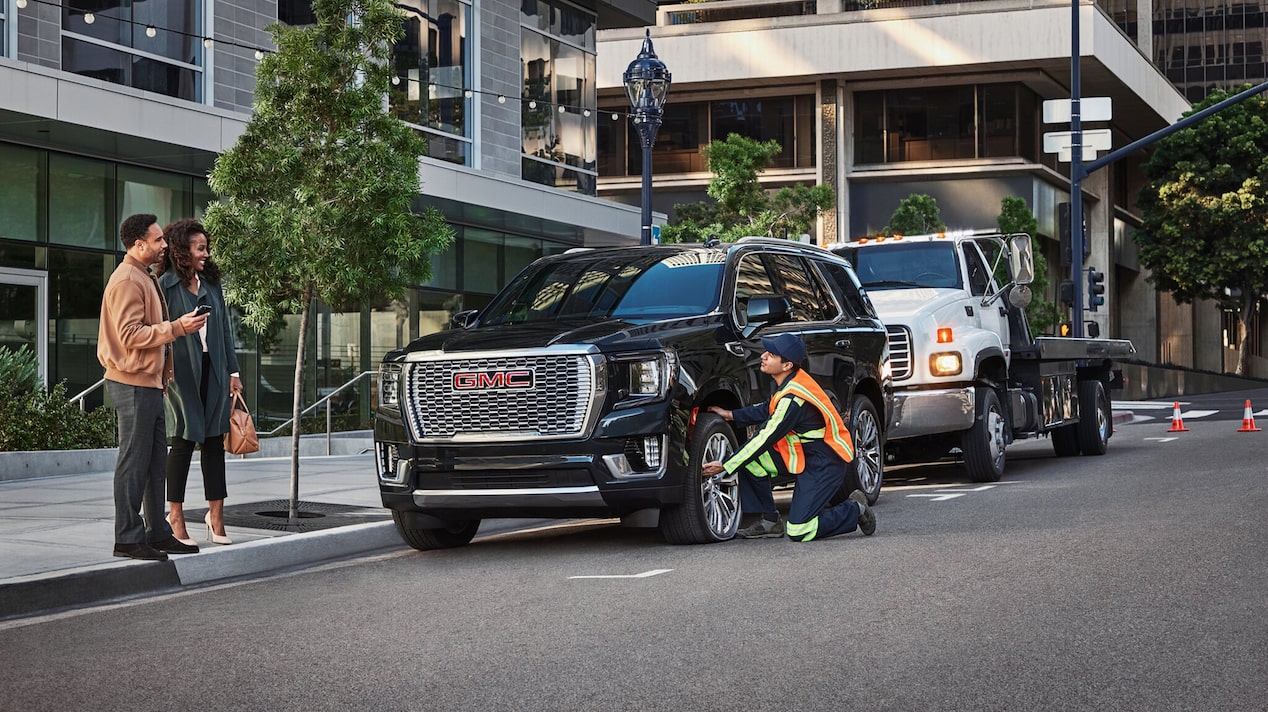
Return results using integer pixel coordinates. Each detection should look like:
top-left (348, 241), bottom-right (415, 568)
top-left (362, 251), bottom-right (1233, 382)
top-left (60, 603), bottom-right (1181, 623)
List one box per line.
top-left (1008, 234), bottom-right (1035, 286)
top-left (742, 295), bottom-right (792, 338)
top-left (450, 309), bottom-right (479, 330)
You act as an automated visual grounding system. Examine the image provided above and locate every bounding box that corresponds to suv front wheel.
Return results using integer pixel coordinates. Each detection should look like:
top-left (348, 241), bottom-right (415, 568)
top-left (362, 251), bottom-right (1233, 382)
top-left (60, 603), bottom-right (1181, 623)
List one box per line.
top-left (845, 395), bottom-right (884, 504)
top-left (659, 412), bottom-right (741, 544)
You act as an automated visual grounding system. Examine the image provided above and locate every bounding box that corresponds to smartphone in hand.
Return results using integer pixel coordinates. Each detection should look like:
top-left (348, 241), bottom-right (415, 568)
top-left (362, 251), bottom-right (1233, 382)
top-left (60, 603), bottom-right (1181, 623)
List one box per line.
top-left (193, 304), bottom-right (212, 316)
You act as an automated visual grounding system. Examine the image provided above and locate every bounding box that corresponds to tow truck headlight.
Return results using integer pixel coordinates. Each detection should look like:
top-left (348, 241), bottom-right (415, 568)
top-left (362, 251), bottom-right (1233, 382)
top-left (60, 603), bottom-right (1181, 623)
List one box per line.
top-left (930, 352), bottom-right (962, 377)
top-left (379, 362), bottom-right (402, 407)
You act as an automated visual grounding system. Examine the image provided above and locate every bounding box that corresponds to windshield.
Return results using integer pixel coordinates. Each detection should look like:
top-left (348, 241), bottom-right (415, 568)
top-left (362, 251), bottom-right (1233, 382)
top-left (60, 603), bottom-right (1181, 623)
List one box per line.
top-left (839, 242), bottom-right (963, 291)
top-left (479, 250), bottom-right (726, 326)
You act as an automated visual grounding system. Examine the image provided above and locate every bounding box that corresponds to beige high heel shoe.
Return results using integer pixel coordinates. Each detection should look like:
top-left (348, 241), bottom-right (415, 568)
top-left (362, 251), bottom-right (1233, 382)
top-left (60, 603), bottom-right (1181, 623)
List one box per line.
top-left (166, 514), bottom-right (198, 547)
top-left (204, 512), bottom-right (233, 545)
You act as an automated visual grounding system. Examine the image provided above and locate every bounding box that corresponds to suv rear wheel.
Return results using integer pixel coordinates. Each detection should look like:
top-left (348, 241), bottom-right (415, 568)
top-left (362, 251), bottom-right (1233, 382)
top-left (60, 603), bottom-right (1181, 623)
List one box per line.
top-left (660, 412), bottom-right (741, 544)
top-left (845, 395), bottom-right (884, 504)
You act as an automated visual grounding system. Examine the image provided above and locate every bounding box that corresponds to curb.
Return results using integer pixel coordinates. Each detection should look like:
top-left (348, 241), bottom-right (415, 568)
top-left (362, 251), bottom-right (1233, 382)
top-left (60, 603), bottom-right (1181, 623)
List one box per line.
top-left (0, 521), bottom-right (400, 622)
top-left (1112, 410), bottom-right (1134, 425)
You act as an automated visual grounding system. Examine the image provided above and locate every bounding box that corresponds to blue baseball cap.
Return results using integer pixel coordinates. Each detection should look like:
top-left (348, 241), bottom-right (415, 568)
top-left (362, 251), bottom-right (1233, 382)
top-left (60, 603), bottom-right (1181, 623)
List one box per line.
top-left (760, 333), bottom-right (806, 364)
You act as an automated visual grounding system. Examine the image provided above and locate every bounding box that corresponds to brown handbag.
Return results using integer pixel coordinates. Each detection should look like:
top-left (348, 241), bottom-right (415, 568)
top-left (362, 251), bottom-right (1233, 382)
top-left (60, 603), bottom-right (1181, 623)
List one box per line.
top-left (225, 392), bottom-right (260, 455)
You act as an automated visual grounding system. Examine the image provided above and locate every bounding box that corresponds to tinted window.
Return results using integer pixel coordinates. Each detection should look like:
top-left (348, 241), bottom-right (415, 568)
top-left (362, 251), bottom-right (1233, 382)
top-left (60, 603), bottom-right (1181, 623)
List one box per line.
top-left (817, 260), bottom-right (873, 320)
top-left (768, 254), bottom-right (833, 322)
top-left (960, 243), bottom-right (992, 296)
top-left (479, 251), bottom-right (725, 325)
top-left (732, 252), bottom-right (778, 322)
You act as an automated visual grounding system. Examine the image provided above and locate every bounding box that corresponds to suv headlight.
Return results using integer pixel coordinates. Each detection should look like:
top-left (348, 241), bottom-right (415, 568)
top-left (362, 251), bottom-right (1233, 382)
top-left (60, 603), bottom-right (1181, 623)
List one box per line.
top-left (379, 362), bottom-right (402, 408)
top-left (615, 350), bottom-right (677, 408)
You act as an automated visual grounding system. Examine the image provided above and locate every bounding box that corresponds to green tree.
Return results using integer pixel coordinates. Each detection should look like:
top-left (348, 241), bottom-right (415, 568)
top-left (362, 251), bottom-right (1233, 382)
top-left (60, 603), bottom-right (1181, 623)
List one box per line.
top-left (996, 197), bottom-right (1056, 337)
top-left (882, 194), bottom-right (946, 236)
top-left (1137, 84), bottom-right (1268, 375)
top-left (205, 0), bottom-right (453, 524)
top-left (660, 134), bottom-right (834, 243)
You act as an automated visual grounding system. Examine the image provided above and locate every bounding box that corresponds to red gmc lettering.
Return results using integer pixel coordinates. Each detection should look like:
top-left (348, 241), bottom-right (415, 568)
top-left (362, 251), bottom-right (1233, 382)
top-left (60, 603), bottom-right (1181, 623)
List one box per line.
top-left (453, 369), bottom-right (533, 390)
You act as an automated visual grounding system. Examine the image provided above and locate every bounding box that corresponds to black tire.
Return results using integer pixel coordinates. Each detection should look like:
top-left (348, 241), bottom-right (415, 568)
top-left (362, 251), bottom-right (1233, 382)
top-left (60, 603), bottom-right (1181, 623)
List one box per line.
top-left (1076, 379), bottom-right (1111, 456)
top-left (392, 511), bottom-right (480, 551)
top-left (1051, 425), bottom-right (1080, 457)
top-left (659, 412), bottom-right (741, 545)
top-left (962, 387), bottom-right (1006, 482)
top-left (844, 396), bottom-right (884, 505)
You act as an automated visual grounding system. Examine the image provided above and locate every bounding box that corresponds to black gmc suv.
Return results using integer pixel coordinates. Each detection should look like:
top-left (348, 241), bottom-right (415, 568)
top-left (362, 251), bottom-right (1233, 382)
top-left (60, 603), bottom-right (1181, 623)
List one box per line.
top-left (375, 237), bottom-right (892, 549)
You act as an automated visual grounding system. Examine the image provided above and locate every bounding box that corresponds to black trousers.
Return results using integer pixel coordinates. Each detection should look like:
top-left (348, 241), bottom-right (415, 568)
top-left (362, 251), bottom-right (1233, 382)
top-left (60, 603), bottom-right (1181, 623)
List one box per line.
top-left (165, 352), bottom-right (228, 502)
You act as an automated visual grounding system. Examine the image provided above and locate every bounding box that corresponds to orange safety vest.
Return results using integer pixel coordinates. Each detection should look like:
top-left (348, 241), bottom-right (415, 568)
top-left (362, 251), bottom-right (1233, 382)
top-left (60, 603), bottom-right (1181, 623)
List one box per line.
top-left (769, 369), bottom-right (855, 473)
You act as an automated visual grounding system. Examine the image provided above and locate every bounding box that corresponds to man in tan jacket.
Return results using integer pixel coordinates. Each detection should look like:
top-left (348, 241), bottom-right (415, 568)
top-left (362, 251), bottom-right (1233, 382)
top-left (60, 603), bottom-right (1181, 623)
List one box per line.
top-left (99, 214), bottom-right (208, 561)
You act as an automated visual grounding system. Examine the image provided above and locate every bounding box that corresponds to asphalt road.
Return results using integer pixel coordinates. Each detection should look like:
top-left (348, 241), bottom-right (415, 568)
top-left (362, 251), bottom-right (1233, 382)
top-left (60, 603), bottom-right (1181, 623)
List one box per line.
top-left (2, 396), bottom-right (1266, 711)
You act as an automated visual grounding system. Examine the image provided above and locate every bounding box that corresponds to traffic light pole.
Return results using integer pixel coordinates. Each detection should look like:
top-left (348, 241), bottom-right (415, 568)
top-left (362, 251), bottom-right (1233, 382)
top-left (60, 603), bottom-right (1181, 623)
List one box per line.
top-left (1066, 0), bottom-right (1268, 336)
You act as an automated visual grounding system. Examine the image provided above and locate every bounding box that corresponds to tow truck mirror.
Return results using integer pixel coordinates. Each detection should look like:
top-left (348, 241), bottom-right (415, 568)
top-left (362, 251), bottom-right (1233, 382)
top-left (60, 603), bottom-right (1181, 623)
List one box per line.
top-left (450, 309), bottom-right (479, 330)
top-left (742, 296), bottom-right (792, 338)
top-left (1008, 235), bottom-right (1035, 286)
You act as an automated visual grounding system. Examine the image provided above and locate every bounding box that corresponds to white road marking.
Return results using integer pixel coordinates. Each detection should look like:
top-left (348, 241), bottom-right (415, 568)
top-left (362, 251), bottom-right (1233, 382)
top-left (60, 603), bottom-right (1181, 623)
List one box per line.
top-left (1179, 409), bottom-right (1218, 419)
top-left (908, 493), bottom-right (966, 501)
top-left (1114, 401), bottom-right (1187, 410)
top-left (569, 569), bottom-right (673, 580)
top-left (936, 485), bottom-right (996, 493)
top-left (1144, 437), bottom-right (1179, 443)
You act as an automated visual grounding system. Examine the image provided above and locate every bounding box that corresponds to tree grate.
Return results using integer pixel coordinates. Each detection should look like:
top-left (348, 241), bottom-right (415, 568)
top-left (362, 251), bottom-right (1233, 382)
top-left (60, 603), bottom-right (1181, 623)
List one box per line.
top-left (182, 500), bottom-right (391, 533)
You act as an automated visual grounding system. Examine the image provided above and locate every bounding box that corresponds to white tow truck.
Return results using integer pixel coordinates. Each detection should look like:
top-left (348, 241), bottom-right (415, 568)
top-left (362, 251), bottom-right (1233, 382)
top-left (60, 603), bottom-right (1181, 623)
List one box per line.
top-left (831, 230), bottom-right (1136, 481)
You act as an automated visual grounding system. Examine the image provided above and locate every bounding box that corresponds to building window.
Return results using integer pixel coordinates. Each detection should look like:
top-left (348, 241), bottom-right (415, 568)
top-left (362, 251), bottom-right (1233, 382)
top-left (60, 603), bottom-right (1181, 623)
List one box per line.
top-left (391, 0), bottom-right (473, 166)
top-left (279, 0), bottom-right (317, 26)
top-left (521, 0), bottom-right (597, 195)
top-left (854, 84), bottom-right (1038, 165)
top-left (61, 0), bottom-right (203, 102)
top-left (598, 95), bottom-right (816, 177)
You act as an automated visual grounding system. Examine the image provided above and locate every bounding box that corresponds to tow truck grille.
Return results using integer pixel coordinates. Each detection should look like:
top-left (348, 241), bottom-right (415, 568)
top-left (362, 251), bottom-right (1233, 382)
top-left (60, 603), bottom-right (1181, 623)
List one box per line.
top-left (404, 354), bottom-right (600, 442)
top-left (887, 326), bottom-right (912, 380)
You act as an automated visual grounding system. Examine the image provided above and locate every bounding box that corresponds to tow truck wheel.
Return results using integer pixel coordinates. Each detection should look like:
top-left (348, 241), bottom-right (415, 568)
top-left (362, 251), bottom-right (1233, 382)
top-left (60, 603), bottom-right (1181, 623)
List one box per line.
top-left (962, 387), bottom-right (1006, 482)
top-left (845, 396), bottom-right (884, 505)
top-left (392, 511), bottom-right (480, 551)
top-left (660, 412), bottom-right (741, 545)
top-left (1076, 379), bottom-right (1111, 456)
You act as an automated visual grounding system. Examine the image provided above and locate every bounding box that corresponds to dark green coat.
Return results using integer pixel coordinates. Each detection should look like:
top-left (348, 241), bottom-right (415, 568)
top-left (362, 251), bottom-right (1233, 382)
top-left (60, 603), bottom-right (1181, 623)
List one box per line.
top-left (160, 272), bottom-right (240, 442)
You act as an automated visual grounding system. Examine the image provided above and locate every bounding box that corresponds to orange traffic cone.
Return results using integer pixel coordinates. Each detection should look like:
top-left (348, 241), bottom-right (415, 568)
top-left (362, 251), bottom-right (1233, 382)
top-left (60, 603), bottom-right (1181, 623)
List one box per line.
top-left (1237, 399), bottom-right (1261, 432)
top-left (1167, 401), bottom-right (1189, 432)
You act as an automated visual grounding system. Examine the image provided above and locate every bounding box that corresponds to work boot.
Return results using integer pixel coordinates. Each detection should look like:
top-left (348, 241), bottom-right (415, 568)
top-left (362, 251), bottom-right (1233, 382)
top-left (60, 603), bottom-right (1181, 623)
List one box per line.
top-left (849, 490), bottom-right (876, 536)
top-left (737, 516), bottom-right (784, 539)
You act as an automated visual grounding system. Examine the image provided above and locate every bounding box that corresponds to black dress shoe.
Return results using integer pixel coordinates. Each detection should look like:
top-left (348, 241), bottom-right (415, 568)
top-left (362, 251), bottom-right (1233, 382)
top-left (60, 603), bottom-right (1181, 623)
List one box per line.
top-left (113, 542), bottom-right (169, 561)
top-left (149, 536), bottom-right (199, 554)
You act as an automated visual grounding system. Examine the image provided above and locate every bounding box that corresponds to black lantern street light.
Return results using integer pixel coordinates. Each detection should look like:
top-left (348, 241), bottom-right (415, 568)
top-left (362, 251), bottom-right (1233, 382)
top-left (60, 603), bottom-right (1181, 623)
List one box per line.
top-left (623, 29), bottom-right (671, 245)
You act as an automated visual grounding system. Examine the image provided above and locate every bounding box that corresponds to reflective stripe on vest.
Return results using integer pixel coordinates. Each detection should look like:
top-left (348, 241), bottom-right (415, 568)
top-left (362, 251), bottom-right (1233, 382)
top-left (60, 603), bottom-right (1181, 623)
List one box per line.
top-left (769, 369), bottom-right (855, 470)
top-left (786, 516), bottom-right (819, 542)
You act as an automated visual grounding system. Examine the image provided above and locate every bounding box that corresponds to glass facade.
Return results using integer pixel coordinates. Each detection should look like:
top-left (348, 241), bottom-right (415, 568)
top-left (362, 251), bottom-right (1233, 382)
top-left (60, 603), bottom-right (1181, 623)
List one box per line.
top-left (391, 0), bottom-right (474, 166)
top-left (521, 0), bottom-right (598, 194)
top-left (61, 0), bottom-right (203, 101)
top-left (1143, 0), bottom-right (1268, 101)
top-left (853, 84), bottom-right (1037, 164)
top-left (598, 94), bottom-right (817, 177)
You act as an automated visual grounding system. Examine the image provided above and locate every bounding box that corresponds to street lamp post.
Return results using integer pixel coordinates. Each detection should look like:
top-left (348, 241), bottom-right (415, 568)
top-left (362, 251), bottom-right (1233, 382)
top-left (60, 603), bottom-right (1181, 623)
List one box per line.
top-left (623, 29), bottom-right (671, 245)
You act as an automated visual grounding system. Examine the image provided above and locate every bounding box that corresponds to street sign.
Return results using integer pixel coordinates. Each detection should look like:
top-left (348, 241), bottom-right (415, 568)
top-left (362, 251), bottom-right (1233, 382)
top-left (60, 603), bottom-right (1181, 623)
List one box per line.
top-left (1042, 97), bottom-right (1113, 123)
top-left (1043, 129), bottom-right (1112, 153)
top-left (651, 224), bottom-right (662, 244)
top-left (1057, 145), bottom-right (1099, 162)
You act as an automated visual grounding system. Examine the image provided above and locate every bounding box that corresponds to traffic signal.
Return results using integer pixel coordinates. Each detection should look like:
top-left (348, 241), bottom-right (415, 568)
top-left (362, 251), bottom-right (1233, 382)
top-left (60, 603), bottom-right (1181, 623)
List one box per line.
top-left (1087, 267), bottom-right (1106, 312)
top-left (1059, 279), bottom-right (1074, 308)
top-left (1059, 322), bottom-right (1073, 337)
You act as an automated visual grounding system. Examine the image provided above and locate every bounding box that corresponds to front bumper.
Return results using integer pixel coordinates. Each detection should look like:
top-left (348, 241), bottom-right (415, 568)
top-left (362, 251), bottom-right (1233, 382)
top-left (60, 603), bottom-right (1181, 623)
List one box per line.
top-left (887, 386), bottom-right (976, 440)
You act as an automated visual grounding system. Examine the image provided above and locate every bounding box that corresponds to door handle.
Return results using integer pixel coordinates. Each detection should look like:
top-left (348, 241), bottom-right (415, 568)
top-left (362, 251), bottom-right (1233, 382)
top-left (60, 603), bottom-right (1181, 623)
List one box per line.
top-left (725, 342), bottom-right (746, 357)
top-left (835, 339), bottom-right (851, 349)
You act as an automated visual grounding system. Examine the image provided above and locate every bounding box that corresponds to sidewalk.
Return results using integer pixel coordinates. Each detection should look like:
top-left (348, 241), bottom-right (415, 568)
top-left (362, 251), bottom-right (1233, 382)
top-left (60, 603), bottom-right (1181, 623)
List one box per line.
top-left (0, 452), bottom-right (402, 621)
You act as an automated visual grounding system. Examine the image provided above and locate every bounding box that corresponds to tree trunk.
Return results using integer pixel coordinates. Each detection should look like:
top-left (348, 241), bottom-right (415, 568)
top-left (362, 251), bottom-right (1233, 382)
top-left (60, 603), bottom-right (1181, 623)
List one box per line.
top-left (288, 284), bottom-right (313, 529)
top-left (1237, 290), bottom-right (1260, 376)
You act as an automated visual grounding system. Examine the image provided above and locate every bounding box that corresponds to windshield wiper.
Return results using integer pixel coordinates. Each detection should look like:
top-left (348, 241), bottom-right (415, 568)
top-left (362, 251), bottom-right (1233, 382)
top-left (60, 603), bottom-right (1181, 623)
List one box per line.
top-left (863, 279), bottom-right (921, 288)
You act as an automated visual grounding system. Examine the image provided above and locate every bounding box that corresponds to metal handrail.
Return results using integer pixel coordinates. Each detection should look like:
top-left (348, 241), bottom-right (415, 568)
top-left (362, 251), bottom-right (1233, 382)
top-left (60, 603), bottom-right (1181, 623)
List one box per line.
top-left (264, 370), bottom-right (377, 455)
top-left (70, 378), bottom-right (106, 411)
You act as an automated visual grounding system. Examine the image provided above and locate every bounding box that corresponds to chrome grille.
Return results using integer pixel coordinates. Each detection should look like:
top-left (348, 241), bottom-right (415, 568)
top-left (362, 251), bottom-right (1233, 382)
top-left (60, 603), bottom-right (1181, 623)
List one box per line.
top-left (404, 353), bottom-right (601, 442)
top-left (886, 325), bottom-right (912, 380)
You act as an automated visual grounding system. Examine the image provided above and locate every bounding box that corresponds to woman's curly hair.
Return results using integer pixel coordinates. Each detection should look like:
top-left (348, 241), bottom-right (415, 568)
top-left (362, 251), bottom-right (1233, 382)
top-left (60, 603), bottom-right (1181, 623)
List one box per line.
top-left (157, 218), bottom-right (222, 286)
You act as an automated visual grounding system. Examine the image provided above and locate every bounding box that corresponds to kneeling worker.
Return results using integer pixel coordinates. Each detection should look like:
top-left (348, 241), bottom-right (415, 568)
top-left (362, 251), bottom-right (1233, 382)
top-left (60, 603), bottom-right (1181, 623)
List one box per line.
top-left (701, 333), bottom-right (877, 541)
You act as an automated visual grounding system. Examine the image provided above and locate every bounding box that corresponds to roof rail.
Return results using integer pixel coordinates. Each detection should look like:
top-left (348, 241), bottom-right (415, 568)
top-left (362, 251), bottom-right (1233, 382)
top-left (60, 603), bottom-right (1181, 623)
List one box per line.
top-left (734, 236), bottom-right (836, 256)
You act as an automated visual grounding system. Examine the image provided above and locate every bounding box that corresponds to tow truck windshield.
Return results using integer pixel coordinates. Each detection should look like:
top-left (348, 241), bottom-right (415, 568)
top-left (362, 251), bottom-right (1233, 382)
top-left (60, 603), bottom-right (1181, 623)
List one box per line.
top-left (838, 242), bottom-right (963, 291)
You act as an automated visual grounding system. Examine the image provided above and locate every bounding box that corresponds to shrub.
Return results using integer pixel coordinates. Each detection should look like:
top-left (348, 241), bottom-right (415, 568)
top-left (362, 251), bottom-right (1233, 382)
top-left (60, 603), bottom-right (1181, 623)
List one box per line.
top-left (0, 347), bottom-right (117, 452)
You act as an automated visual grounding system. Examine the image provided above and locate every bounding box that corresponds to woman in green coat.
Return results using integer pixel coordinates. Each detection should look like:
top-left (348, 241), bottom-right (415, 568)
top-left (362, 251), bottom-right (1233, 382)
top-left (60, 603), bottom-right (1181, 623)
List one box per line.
top-left (158, 219), bottom-right (241, 545)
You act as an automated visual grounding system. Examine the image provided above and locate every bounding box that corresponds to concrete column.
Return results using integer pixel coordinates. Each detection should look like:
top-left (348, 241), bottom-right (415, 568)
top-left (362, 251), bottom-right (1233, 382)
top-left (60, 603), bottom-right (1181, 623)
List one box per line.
top-left (1083, 167), bottom-right (1111, 337)
top-left (1136, 0), bottom-right (1152, 61)
top-left (819, 79), bottom-right (842, 245)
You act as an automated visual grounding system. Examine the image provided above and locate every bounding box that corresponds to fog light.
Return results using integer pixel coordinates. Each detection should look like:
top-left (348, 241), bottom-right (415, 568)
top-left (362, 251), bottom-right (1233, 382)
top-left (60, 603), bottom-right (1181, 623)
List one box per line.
top-left (643, 436), bottom-right (662, 470)
top-left (930, 352), bottom-right (962, 377)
